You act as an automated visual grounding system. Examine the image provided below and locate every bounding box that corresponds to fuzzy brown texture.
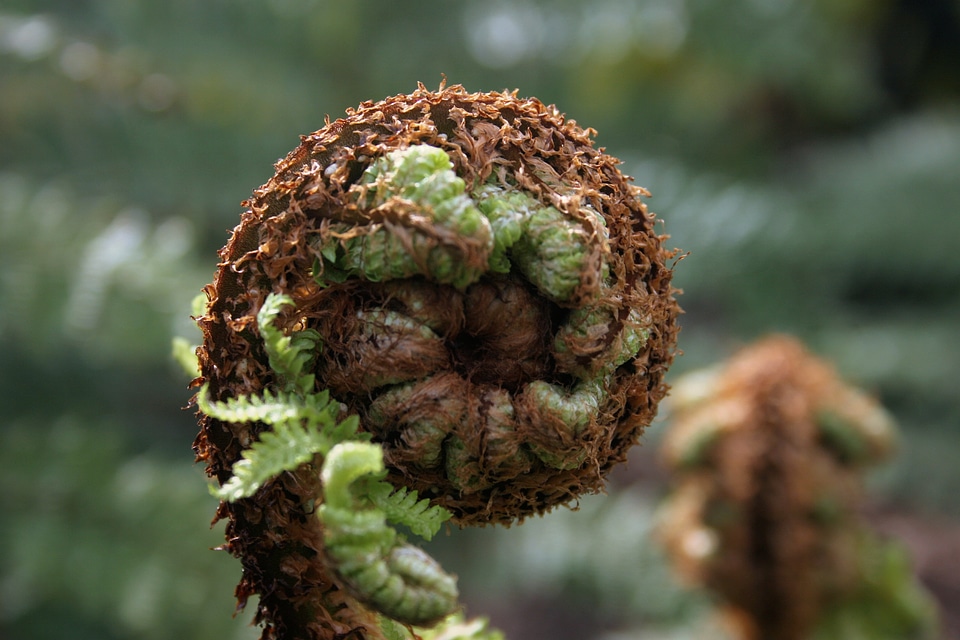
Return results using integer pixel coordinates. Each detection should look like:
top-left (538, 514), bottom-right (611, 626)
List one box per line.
top-left (193, 83), bottom-right (681, 639)
top-left (658, 335), bottom-right (896, 640)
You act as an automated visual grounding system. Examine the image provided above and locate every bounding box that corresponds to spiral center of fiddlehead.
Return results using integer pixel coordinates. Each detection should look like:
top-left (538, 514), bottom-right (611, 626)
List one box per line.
top-left (308, 144), bottom-right (648, 486)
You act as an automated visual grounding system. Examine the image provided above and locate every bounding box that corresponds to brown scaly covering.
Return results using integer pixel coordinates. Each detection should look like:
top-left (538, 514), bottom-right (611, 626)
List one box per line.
top-left (192, 83), bottom-right (681, 639)
top-left (658, 335), bottom-right (897, 640)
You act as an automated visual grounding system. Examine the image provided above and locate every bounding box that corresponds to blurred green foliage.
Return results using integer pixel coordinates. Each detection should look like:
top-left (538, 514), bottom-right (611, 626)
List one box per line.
top-left (2, 0), bottom-right (958, 638)
top-left (1, 420), bottom-right (257, 640)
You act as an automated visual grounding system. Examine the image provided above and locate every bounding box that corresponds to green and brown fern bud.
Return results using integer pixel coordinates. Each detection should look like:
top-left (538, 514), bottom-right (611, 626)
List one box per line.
top-left (193, 83), bottom-right (680, 639)
top-left (657, 336), bottom-right (934, 640)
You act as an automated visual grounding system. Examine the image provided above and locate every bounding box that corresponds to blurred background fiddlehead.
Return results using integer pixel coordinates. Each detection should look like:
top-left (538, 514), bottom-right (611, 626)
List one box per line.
top-left (657, 336), bottom-right (939, 640)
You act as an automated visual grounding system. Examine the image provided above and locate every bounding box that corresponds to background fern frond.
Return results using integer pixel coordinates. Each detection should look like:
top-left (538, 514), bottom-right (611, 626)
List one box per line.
top-left (256, 293), bottom-right (321, 393)
top-left (367, 482), bottom-right (451, 541)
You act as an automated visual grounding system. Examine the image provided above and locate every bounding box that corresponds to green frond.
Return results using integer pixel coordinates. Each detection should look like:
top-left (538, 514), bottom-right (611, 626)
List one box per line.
top-left (214, 412), bottom-right (361, 502)
top-left (256, 292), bottom-right (322, 394)
top-left (212, 421), bottom-right (323, 502)
top-left (196, 384), bottom-right (332, 427)
top-left (320, 442), bottom-right (459, 626)
top-left (367, 481), bottom-right (451, 541)
top-left (198, 292), bottom-right (375, 502)
top-left (472, 183), bottom-right (535, 274)
top-left (321, 442), bottom-right (388, 513)
top-left (197, 384), bottom-right (363, 501)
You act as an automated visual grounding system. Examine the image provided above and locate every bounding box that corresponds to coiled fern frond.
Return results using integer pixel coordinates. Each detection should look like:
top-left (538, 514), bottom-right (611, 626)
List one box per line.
top-left (320, 442), bottom-right (458, 625)
top-left (193, 83), bottom-right (680, 640)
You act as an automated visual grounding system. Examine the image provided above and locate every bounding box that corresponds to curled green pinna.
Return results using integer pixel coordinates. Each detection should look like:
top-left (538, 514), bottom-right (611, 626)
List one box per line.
top-left (193, 83), bottom-right (681, 640)
top-left (318, 145), bottom-right (493, 289)
top-left (320, 442), bottom-right (458, 626)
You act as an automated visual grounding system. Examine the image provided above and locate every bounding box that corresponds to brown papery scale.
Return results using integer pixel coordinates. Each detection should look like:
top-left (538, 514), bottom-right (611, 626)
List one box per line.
top-left (193, 83), bottom-right (681, 638)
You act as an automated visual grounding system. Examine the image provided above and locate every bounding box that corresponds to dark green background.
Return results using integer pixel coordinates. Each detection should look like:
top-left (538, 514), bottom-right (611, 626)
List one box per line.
top-left (2, 1), bottom-right (958, 638)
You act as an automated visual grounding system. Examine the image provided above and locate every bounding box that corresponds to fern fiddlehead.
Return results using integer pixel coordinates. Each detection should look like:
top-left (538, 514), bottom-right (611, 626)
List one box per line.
top-left (192, 83), bottom-right (681, 639)
top-left (657, 336), bottom-right (936, 640)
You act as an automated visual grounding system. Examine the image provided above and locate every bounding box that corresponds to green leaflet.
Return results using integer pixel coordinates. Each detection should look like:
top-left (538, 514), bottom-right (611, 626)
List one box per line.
top-left (813, 533), bottom-right (940, 640)
top-left (320, 442), bottom-right (458, 626)
top-left (199, 385), bottom-right (363, 501)
top-left (366, 378), bottom-right (458, 470)
top-left (379, 617), bottom-right (410, 640)
top-left (553, 305), bottom-right (650, 378)
top-left (366, 482), bottom-right (450, 541)
top-left (816, 402), bottom-right (897, 466)
top-left (317, 145), bottom-right (609, 304)
top-left (473, 183), bottom-right (600, 303)
top-left (525, 378), bottom-right (605, 436)
top-left (199, 292), bottom-right (359, 500)
top-left (171, 293), bottom-right (206, 376)
top-left (346, 308), bottom-right (447, 390)
top-left (472, 184), bottom-right (534, 273)
top-left (257, 293), bottom-right (321, 394)
top-left (509, 202), bottom-right (592, 303)
top-left (523, 377), bottom-right (616, 470)
top-left (198, 384), bottom-right (330, 426)
top-left (320, 145), bottom-right (494, 290)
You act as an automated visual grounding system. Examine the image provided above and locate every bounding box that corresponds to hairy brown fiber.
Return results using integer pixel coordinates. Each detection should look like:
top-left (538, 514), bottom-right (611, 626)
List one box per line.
top-left (193, 83), bottom-right (681, 639)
